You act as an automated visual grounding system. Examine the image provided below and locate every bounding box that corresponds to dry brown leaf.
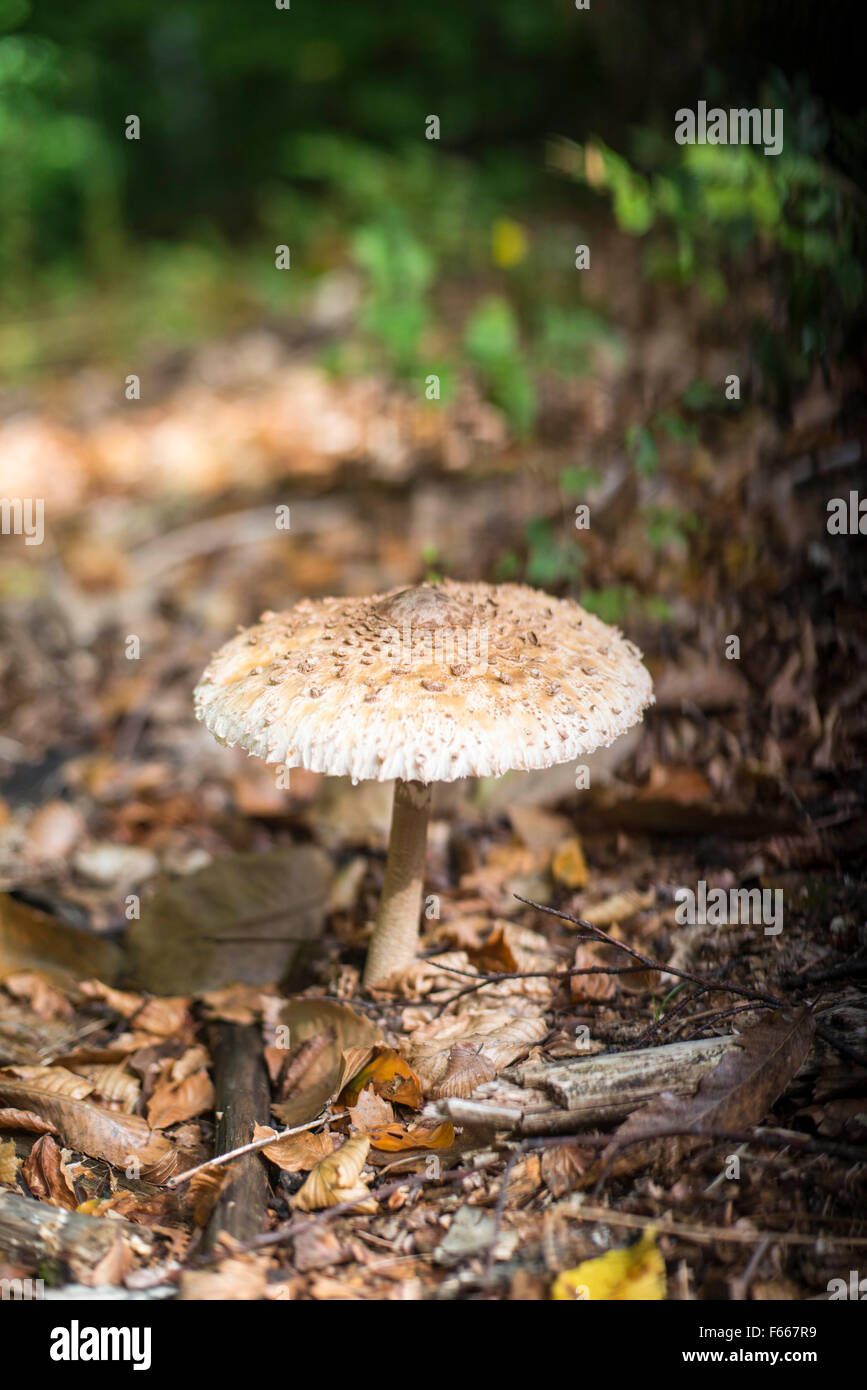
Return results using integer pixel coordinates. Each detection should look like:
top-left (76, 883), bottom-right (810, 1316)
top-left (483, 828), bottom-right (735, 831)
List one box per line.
top-left (577, 887), bottom-right (655, 928)
top-left (430, 1044), bottom-right (496, 1099)
top-left (0, 1137), bottom-right (18, 1185)
top-left (271, 999), bottom-right (382, 1128)
top-left (601, 1007), bottom-right (815, 1177)
top-left (132, 997), bottom-right (193, 1038)
top-left (79, 980), bottom-right (145, 1017)
top-left (147, 1068), bottom-right (214, 1130)
top-left (169, 1046), bottom-right (210, 1083)
top-left (551, 837), bottom-right (589, 888)
top-left (251, 1124), bottom-right (335, 1172)
top-left (71, 1062), bottom-right (140, 1113)
top-left (0, 1107), bottom-right (60, 1136)
top-left (291, 1134), bottom-right (374, 1212)
top-left (570, 943), bottom-right (618, 1002)
top-left (21, 1133), bottom-right (78, 1209)
top-left (0, 1066), bottom-right (94, 1100)
top-left (180, 1258), bottom-right (268, 1301)
top-left (198, 983), bottom-right (278, 1024)
top-left (0, 894), bottom-right (121, 989)
top-left (3, 973), bottom-right (73, 1020)
top-left (0, 1073), bottom-right (176, 1174)
top-left (187, 1166), bottom-right (236, 1227)
top-left (347, 1085), bottom-right (394, 1130)
top-left (407, 1010), bottom-right (548, 1092)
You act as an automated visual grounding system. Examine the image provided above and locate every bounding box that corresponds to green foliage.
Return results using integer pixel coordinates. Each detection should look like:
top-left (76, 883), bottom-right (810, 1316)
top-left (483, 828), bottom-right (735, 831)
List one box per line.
top-left (558, 81), bottom-right (867, 401)
top-left (536, 305), bottom-right (624, 377)
top-left (516, 518), bottom-right (583, 589)
top-left (559, 465), bottom-right (602, 496)
top-left (464, 296), bottom-right (536, 435)
top-left (582, 585), bottom-right (671, 625)
top-left (642, 505), bottom-right (700, 552)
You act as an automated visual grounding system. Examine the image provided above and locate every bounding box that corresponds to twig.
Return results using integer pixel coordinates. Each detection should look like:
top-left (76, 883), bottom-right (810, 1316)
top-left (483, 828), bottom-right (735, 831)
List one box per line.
top-left (167, 1113), bottom-right (329, 1189)
top-left (593, 1124), bottom-right (867, 1196)
top-left (545, 1200), bottom-right (867, 1249)
top-left (430, 958), bottom-right (649, 1016)
top-left (194, 1155), bottom-right (505, 1265)
top-left (514, 896), bottom-right (783, 1008)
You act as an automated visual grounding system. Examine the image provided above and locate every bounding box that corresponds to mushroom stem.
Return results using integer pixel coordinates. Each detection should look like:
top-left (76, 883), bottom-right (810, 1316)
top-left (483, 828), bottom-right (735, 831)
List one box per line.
top-left (363, 779), bottom-right (433, 987)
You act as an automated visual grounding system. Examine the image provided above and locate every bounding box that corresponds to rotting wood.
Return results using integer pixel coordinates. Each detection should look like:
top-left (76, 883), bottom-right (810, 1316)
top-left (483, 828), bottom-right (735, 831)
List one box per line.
top-left (202, 1023), bottom-right (271, 1251)
top-left (0, 1190), bottom-right (154, 1285)
top-left (432, 1036), bottom-right (737, 1133)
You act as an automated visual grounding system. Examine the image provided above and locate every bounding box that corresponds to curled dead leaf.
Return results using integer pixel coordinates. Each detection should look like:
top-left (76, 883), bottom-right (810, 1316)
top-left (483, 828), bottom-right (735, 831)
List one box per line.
top-left (366, 1121), bottom-right (455, 1152)
top-left (21, 1133), bottom-right (78, 1209)
top-left (430, 1044), bottom-right (496, 1099)
top-left (251, 1123), bottom-right (335, 1172)
top-left (291, 1134), bottom-right (375, 1213)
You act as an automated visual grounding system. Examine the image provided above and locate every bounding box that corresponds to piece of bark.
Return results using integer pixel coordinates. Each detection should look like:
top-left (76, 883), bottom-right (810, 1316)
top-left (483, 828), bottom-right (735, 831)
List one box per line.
top-left (515, 1036), bottom-right (735, 1112)
top-left (433, 1036), bottom-right (738, 1134)
top-left (202, 1024), bottom-right (270, 1252)
top-left (0, 1190), bottom-right (153, 1285)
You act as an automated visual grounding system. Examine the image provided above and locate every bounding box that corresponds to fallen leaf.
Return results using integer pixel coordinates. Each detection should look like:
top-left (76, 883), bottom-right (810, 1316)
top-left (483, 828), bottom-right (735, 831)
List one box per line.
top-left (21, 1133), bottom-right (78, 1209)
top-left (125, 846), bottom-right (331, 993)
top-left (407, 1011), bottom-right (548, 1092)
top-left (602, 1007), bottom-right (815, 1175)
top-left (1, 1066), bottom-right (94, 1100)
top-left (347, 1085), bottom-right (394, 1130)
top-left (551, 1227), bottom-right (665, 1300)
top-left (0, 1107), bottom-right (60, 1136)
top-left (570, 943), bottom-right (617, 1002)
top-left (291, 1135), bottom-right (374, 1212)
top-left (271, 999), bottom-right (382, 1127)
top-left (71, 1062), bottom-right (140, 1113)
top-left (552, 837), bottom-right (589, 889)
top-left (252, 1124), bottom-right (335, 1172)
top-left (180, 1258), bottom-right (268, 1301)
top-left (0, 1074), bottom-right (175, 1175)
top-left (0, 894), bottom-right (121, 989)
top-left (430, 1044), bottom-right (496, 1099)
top-left (340, 1048), bottom-right (423, 1110)
top-left (0, 1138), bottom-right (18, 1185)
top-left (366, 1122), bottom-right (455, 1152)
top-left (147, 1069), bottom-right (214, 1130)
top-left (187, 1167), bottom-right (236, 1227)
top-left (577, 887), bottom-right (655, 928)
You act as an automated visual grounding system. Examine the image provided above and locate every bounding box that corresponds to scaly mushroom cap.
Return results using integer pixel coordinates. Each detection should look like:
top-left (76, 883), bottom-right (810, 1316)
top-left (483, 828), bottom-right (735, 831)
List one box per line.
top-left (194, 581), bottom-right (654, 784)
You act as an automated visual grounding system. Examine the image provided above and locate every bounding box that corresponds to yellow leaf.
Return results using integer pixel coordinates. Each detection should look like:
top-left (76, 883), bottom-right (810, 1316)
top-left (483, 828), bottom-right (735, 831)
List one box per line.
top-left (551, 837), bottom-right (589, 889)
top-left (491, 217), bottom-right (528, 268)
top-left (551, 1227), bottom-right (665, 1301)
top-left (291, 1135), bottom-right (375, 1213)
top-left (366, 1122), bottom-right (454, 1152)
top-left (340, 1047), bottom-right (423, 1110)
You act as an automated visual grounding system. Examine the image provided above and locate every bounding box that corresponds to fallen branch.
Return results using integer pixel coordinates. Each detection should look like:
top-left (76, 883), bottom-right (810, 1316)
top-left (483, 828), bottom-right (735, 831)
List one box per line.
top-left (0, 1190), bottom-right (154, 1286)
top-left (202, 1023), bottom-right (272, 1251)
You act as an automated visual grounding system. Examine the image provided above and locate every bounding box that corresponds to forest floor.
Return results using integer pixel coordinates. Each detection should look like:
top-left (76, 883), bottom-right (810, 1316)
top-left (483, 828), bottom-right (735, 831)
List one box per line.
top-left (0, 228), bottom-right (865, 1300)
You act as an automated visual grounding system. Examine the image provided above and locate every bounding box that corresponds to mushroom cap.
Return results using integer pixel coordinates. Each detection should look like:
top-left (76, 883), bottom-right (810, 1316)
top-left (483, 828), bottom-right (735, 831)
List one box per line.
top-left (194, 581), bottom-right (654, 784)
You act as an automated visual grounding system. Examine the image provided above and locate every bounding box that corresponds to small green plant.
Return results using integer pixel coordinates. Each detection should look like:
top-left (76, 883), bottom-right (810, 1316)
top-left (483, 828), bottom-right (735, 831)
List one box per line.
top-left (463, 295), bottom-right (536, 436)
top-left (552, 80), bottom-right (867, 408)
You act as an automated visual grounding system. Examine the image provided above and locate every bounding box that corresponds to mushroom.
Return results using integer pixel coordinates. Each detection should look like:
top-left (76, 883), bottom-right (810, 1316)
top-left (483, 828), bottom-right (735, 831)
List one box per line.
top-left (193, 581), bottom-right (653, 986)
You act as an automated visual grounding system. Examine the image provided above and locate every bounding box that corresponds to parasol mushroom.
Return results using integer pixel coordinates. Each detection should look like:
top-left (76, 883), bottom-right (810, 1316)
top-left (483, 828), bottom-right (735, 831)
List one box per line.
top-left (194, 581), bottom-right (653, 986)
